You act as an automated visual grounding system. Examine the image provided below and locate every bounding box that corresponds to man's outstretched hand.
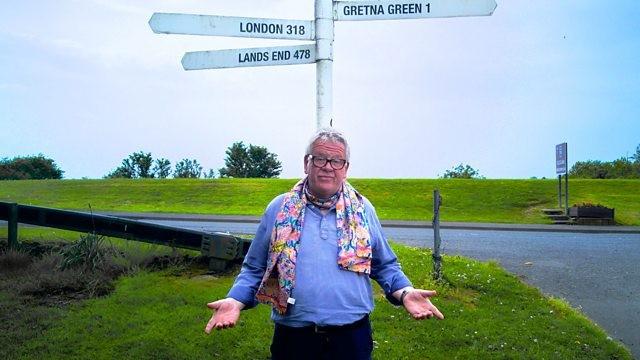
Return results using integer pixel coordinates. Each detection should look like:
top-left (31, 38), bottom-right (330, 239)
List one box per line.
top-left (402, 289), bottom-right (445, 320)
top-left (204, 298), bottom-right (245, 333)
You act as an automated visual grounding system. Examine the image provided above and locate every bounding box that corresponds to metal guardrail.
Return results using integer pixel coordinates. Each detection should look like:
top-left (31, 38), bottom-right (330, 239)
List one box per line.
top-left (0, 202), bottom-right (251, 270)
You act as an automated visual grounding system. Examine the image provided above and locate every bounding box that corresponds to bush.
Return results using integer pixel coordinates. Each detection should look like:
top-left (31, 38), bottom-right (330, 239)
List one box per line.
top-left (442, 164), bottom-right (483, 179)
top-left (105, 152), bottom-right (212, 179)
top-left (153, 158), bottom-right (172, 179)
top-left (203, 169), bottom-right (216, 179)
top-left (105, 151), bottom-right (154, 179)
top-left (174, 159), bottom-right (202, 178)
top-left (570, 158), bottom-right (640, 179)
top-left (569, 143), bottom-right (640, 179)
top-left (58, 233), bottom-right (117, 273)
top-left (0, 155), bottom-right (64, 180)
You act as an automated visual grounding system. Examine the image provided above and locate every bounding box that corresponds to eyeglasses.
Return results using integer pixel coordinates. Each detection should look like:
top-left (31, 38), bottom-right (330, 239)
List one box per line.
top-left (308, 155), bottom-right (348, 170)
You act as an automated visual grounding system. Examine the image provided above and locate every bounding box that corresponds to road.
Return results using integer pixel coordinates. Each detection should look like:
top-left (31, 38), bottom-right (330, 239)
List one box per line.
top-left (137, 217), bottom-right (640, 357)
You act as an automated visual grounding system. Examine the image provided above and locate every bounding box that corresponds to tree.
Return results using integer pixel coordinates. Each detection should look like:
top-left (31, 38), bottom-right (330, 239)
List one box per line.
top-left (569, 158), bottom-right (639, 179)
top-left (105, 164), bottom-right (133, 179)
top-left (610, 157), bottom-right (635, 178)
top-left (569, 142), bottom-right (640, 179)
top-left (131, 152), bottom-right (153, 178)
top-left (219, 141), bottom-right (282, 178)
top-left (106, 151), bottom-right (154, 179)
top-left (569, 160), bottom-right (610, 179)
top-left (632, 144), bottom-right (640, 163)
top-left (203, 169), bottom-right (217, 179)
top-left (0, 155), bottom-right (64, 180)
top-left (246, 144), bottom-right (282, 178)
top-left (153, 158), bottom-right (172, 179)
top-left (174, 159), bottom-right (202, 178)
top-left (442, 164), bottom-right (482, 179)
top-left (218, 142), bottom-right (249, 178)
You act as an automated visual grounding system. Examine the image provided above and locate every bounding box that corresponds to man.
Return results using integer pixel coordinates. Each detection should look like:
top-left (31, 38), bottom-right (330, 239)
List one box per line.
top-left (205, 128), bottom-right (443, 359)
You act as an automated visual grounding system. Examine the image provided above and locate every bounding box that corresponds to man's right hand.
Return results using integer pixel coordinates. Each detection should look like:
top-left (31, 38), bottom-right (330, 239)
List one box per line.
top-left (204, 298), bottom-right (245, 333)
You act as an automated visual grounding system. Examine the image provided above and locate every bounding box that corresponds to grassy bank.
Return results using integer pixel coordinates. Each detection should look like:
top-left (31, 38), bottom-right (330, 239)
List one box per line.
top-left (1, 178), bottom-right (639, 225)
top-left (2, 243), bottom-right (630, 359)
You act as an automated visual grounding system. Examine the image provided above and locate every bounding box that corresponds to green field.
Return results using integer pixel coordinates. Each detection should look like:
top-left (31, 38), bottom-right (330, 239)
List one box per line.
top-left (1, 178), bottom-right (639, 225)
top-left (1, 178), bottom-right (635, 358)
top-left (2, 244), bottom-right (631, 359)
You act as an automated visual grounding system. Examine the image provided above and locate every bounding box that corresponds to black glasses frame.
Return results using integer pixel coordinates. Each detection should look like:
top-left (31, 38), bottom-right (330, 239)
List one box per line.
top-left (307, 155), bottom-right (348, 170)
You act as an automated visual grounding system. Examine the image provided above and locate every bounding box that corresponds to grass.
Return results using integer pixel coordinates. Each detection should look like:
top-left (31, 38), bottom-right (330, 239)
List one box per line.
top-left (1, 240), bottom-right (631, 359)
top-left (0, 291), bottom-right (68, 359)
top-left (0, 234), bottom-right (203, 359)
top-left (1, 178), bottom-right (639, 225)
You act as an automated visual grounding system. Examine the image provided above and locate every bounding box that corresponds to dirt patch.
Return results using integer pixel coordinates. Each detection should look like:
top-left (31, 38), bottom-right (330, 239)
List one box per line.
top-left (0, 239), bottom-right (206, 304)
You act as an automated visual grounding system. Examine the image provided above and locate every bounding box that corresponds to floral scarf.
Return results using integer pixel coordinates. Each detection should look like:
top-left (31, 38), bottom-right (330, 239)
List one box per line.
top-left (255, 178), bottom-right (372, 314)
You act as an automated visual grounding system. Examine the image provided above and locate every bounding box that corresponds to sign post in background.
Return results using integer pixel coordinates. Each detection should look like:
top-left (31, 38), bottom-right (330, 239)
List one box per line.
top-left (556, 142), bottom-right (568, 212)
top-left (432, 189), bottom-right (442, 281)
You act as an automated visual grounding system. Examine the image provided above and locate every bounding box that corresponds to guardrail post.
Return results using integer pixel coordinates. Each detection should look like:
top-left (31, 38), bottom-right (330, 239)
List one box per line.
top-left (8, 203), bottom-right (18, 249)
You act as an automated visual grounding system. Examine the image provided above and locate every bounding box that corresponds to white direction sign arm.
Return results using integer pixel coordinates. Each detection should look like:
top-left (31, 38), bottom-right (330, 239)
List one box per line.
top-left (334, 0), bottom-right (497, 21)
top-left (149, 13), bottom-right (315, 41)
top-left (182, 44), bottom-right (317, 70)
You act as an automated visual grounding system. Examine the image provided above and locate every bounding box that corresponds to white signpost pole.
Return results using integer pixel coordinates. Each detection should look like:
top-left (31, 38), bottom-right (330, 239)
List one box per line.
top-left (315, 0), bottom-right (334, 129)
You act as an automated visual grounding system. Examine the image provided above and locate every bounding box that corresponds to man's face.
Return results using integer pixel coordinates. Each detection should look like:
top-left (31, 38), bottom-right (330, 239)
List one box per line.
top-left (304, 140), bottom-right (349, 198)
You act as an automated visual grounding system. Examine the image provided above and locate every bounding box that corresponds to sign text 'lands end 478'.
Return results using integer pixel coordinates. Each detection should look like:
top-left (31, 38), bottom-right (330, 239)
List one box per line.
top-left (182, 44), bottom-right (316, 70)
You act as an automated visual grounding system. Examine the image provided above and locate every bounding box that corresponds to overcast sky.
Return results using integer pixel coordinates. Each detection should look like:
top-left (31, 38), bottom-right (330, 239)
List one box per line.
top-left (1, 1), bottom-right (639, 179)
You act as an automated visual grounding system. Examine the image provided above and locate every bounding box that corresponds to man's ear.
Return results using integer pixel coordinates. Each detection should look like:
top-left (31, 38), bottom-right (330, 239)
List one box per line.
top-left (303, 155), bottom-right (309, 174)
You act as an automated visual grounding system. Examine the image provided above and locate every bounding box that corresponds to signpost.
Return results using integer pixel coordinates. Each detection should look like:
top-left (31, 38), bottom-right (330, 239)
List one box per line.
top-left (149, 0), bottom-right (497, 129)
top-left (182, 44), bottom-right (317, 70)
top-left (556, 143), bottom-right (568, 212)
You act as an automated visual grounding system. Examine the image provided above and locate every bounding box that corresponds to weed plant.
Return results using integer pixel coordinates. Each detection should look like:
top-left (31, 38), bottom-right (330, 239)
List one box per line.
top-left (59, 233), bottom-right (115, 272)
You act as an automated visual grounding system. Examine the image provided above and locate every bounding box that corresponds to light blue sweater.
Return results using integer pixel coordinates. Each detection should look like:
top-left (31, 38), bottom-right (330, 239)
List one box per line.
top-left (227, 193), bottom-right (412, 327)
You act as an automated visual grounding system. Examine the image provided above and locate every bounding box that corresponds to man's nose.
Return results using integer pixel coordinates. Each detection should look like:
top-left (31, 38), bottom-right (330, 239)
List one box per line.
top-left (320, 161), bottom-right (333, 171)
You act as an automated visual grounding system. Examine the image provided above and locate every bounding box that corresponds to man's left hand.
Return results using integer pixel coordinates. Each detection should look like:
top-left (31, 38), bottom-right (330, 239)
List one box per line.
top-left (402, 289), bottom-right (445, 320)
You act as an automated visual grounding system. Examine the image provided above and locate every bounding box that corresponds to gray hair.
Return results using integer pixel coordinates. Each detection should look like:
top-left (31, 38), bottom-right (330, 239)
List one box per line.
top-left (305, 127), bottom-right (350, 161)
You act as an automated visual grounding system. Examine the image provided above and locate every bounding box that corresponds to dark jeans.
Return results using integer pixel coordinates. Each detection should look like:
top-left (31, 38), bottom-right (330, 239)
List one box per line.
top-left (270, 315), bottom-right (373, 360)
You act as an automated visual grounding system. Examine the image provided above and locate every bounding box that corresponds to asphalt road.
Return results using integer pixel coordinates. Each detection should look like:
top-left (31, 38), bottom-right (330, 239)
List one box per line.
top-left (138, 218), bottom-right (640, 357)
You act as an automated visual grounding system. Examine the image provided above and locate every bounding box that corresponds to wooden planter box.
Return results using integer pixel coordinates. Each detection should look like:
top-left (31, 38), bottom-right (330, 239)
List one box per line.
top-left (568, 206), bottom-right (614, 219)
